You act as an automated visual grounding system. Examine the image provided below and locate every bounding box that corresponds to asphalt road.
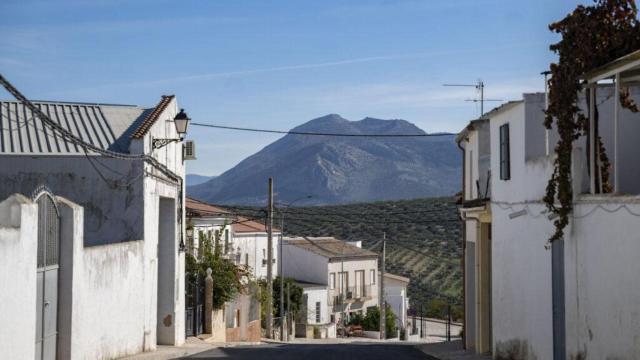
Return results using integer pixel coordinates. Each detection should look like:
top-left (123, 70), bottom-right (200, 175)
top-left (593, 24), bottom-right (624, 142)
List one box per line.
top-left (182, 343), bottom-right (437, 360)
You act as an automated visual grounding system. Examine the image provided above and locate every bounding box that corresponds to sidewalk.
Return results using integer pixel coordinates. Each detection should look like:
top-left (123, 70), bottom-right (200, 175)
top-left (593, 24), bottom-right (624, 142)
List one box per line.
top-left (118, 337), bottom-right (232, 360)
top-left (417, 341), bottom-right (491, 360)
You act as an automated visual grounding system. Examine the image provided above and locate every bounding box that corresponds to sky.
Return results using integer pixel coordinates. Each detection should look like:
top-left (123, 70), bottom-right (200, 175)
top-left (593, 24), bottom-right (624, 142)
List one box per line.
top-left (0, 0), bottom-right (584, 175)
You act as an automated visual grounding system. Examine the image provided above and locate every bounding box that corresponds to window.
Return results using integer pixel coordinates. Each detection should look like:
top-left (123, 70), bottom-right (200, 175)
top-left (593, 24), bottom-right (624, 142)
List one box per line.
top-left (499, 123), bottom-right (510, 180)
top-left (315, 302), bottom-right (321, 323)
top-left (370, 269), bottom-right (376, 285)
top-left (339, 272), bottom-right (349, 294)
top-left (329, 273), bottom-right (336, 290)
top-left (245, 253), bottom-right (249, 266)
top-left (355, 270), bottom-right (365, 298)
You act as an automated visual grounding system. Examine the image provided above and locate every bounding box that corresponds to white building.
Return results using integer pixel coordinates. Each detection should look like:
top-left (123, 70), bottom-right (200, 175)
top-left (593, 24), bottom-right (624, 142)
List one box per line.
top-left (458, 50), bottom-right (640, 359)
top-left (382, 273), bottom-right (410, 333)
top-left (185, 197), bottom-right (280, 279)
top-left (0, 96), bottom-right (189, 359)
top-left (282, 237), bottom-right (379, 325)
top-left (232, 218), bottom-right (280, 279)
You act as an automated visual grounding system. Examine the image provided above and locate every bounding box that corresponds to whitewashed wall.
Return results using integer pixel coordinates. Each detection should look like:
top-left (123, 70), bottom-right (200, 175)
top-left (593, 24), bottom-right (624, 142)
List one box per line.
top-left (282, 244), bottom-right (329, 285)
top-left (0, 194), bottom-right (38, 360)
top-left (56, 197), bottom-right (147, 360)
top-left (383, 277), bottom-right (408, 329)
top-left (303, 287), bottom-right (329, 325)
top-left (232, 232), bottom-right (279, 279)
top-left (565, 200), bottom-right (640, 360)
top-left (490, 99), bottom-right (555, 359)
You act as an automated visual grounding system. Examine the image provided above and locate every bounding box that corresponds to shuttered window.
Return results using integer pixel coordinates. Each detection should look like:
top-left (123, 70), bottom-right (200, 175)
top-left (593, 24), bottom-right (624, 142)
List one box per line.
top-left (315, 302), bottom-right (321, 323)
top-left (499, 123), bottom-right (510, 180)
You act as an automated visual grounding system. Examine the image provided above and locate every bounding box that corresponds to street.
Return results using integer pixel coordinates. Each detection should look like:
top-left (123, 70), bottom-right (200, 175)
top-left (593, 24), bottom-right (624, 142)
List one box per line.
top-left (181, 343), bottom-right (437, 360)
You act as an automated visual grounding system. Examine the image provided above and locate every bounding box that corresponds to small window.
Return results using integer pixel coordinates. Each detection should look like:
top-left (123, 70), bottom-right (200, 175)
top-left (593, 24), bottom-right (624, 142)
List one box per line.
top-left (499, 123), bottom-right (511, 180)
top-left (245, 253), bottom-right (249, 266)
top-left (330, 273), bottom-right (336, 290)
top-left (315, 302), bottom-right (321, 323)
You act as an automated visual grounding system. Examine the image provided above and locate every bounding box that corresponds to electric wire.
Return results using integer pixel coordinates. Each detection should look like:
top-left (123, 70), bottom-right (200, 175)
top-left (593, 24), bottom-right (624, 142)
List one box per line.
top-left (190, 122), bottom-right (455, 138)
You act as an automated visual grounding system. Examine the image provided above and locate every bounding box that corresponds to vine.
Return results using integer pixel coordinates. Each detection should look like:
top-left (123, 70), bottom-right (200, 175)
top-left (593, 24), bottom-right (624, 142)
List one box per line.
top-left (544, 0), bottom-right (640, 242)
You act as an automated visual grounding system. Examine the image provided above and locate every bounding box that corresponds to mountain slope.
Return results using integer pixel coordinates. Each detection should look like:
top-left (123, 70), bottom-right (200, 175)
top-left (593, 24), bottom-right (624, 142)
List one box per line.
top-left (186, 174), bottom-right (215, 186)
top-left (189, 114), bottom-right (461, 205)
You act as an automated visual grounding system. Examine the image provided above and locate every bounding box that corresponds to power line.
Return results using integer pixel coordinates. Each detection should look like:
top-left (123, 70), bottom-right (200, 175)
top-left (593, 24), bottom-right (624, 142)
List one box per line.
top-left (190, 122), bottom-right (455, 137)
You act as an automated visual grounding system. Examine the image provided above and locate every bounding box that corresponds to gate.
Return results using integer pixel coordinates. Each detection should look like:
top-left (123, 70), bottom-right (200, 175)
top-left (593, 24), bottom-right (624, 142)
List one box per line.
top-left (35, 191), bottom-right (60, 360)
top-left (185, 274), bottom-right (205, 337)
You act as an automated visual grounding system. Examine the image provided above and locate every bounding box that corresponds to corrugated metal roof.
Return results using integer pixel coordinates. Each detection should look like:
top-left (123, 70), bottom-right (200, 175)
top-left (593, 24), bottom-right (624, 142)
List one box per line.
top-left (0, 100), bottom-right (148, 155)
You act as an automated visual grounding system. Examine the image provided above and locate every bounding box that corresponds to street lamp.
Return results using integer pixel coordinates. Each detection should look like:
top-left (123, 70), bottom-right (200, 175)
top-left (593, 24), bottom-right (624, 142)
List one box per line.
top-left (152, 108), bottom-right (191, 149)
top-left (278, 195), bottom-right (313, 341)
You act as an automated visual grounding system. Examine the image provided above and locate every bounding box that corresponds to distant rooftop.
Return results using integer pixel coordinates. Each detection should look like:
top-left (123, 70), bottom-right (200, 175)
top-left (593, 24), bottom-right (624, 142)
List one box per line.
top-left (283, 236), bottom-right (378, 261)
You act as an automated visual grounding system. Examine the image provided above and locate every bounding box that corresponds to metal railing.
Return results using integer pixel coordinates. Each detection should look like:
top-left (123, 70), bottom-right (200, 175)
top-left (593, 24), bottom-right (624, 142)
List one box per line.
top-left (328, 285), bottom-right (373, 306)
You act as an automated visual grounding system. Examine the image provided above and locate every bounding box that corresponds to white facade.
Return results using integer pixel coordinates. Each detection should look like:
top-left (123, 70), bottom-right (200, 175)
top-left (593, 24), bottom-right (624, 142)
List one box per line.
top-left (471, 83), bottom-right (640, 359)
top-left (0, 96), bottom-right (188, 359)
top-left (299, 284), bottom-right (330, 325)
top-left (382, 273), bottom-right (410, 331)
top-left (0, 194), bottom-right (38, 360)
top-left (232, 231), bottom-right (279, 279)
top-left (282, 237), bottom-right (379, 324)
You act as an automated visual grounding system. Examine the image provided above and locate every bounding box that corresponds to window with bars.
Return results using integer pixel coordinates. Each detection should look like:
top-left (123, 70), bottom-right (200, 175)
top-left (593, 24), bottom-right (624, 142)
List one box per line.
top-left (315, 302), bottom-right (321, 323)
top-left (499, 123), bottom-right (511, 180)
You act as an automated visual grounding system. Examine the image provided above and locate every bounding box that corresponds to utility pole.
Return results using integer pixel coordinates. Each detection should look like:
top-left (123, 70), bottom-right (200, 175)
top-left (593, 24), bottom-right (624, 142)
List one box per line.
top-left (287, 282), bottom-right (291, 341)
top-left (380, 232), bottom-right (386, 340)
top-left (266, 177), bottom-right (274, 338)
top-left (279, 212), bottom-right (285, 340)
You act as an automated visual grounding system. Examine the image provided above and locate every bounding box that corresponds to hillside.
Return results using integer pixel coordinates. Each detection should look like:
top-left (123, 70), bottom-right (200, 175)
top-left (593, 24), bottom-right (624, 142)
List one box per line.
top-left (186, 174), bottom-right (215, 186)
top-left (188, 114), bottom-right (461, 206)
top-left (231, 197), bottom-right (462, 309)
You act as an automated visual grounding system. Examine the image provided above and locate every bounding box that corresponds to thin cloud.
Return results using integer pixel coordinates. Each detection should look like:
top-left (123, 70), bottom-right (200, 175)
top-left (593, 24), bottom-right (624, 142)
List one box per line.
top-left (52, 50), bottom-right (468, 95)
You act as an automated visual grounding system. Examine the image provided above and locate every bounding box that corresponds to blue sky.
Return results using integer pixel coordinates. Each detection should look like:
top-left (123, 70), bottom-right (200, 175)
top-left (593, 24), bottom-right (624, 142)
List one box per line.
top-left (1, 0), bottom-right (583, 175)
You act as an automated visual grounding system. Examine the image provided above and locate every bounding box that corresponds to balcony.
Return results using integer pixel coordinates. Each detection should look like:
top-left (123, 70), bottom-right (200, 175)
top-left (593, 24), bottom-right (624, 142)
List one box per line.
top-left (328, 285), bottom-right (373, 308)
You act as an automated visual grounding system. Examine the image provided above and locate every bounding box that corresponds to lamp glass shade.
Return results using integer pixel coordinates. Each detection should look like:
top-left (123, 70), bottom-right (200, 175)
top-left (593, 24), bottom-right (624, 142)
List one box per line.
top-left (174, 109), bottom-right (190, 135)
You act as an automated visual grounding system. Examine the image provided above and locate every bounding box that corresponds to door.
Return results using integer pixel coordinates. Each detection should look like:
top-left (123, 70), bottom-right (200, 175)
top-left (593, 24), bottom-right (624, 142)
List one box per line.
top-left (35, 193), bottom-right (60, 360)
top-left (355, 271), bottom-right (365, 298)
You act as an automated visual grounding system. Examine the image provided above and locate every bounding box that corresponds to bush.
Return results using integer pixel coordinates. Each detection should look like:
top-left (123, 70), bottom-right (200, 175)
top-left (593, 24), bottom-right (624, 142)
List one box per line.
top-left (361, 305), bottom-right (397, 338)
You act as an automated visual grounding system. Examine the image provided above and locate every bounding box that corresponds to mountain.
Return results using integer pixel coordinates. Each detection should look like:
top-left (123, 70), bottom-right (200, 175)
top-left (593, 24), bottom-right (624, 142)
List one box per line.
top-left (188, 114), bottom-right (461, 205)
top-left (186, 174), bottom-right (215, 187)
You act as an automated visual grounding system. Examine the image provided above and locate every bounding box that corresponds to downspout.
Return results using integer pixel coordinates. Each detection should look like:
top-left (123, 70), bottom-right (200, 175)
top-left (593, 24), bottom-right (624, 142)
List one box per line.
top-left (457, 138), bottom-right (467, 348)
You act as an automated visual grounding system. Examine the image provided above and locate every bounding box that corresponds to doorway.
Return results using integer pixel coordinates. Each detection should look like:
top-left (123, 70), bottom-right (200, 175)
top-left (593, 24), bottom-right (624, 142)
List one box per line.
top-left (157, 197), bottom-right (176, 344)
top-left (35, 192), bottom-right (60, 360)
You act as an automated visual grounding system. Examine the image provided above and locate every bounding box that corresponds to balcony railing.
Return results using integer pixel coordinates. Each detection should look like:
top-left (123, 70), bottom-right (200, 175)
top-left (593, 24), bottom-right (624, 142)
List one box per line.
top-left (328, 285), bottom-right (373, 306)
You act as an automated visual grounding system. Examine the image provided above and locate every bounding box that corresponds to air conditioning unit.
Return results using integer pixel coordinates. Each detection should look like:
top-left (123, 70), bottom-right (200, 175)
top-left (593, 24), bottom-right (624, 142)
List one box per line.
top-left (183, 140), bottom-right (196, 160)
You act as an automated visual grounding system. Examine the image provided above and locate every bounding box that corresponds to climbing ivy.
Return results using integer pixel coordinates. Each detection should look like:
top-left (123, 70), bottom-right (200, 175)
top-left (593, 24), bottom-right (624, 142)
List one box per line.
top-left (544, 0), bottom-right (640, 242)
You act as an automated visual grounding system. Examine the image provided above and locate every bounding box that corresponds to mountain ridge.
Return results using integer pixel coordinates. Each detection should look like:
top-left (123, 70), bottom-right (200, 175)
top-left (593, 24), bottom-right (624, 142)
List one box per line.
top-left (188, 114), bottom-right (461, 205)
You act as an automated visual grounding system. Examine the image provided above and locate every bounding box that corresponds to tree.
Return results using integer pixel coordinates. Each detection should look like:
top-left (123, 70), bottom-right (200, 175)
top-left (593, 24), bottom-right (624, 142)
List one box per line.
top-left (186, 228), bottom-right (249, 309)
top-left (257, 277), bottom-right (304, 326)
top-left (545, 0), bottom-right (640, 242)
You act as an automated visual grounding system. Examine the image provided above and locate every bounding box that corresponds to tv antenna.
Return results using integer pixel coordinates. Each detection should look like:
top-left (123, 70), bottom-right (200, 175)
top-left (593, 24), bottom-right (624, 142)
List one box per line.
top-left (443, 80), bottom-right (503, 117)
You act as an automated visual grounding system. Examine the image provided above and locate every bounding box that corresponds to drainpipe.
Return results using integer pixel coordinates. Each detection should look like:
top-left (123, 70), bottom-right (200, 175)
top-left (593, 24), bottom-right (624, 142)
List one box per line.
top-left (457, 138), bottom-right (467, 348)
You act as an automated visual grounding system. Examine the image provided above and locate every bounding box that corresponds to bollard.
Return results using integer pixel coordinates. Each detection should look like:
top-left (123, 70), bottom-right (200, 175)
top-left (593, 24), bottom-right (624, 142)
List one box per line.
top-left (205, 268), bottom-right (213, 334)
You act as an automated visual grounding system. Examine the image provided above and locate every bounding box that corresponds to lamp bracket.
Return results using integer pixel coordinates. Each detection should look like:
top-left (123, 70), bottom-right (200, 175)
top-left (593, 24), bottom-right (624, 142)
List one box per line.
top-left (152, 137), bottom-right (180, 149)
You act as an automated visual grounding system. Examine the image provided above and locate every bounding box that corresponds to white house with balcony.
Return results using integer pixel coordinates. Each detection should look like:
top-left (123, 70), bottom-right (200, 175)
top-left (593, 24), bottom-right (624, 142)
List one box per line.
top-left (282, 236), bottom-right (379, 328)
top-left (0, 94), bottom-right (191, 359)
top-left (459, 50), bottom-right (640, 360)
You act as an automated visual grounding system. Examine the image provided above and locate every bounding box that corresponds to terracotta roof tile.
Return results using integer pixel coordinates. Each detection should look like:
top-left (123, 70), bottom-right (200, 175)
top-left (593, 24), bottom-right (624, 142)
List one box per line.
top-left (131, 95), bottom-right (174, 139)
